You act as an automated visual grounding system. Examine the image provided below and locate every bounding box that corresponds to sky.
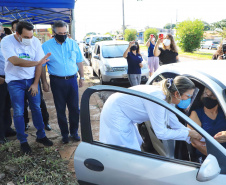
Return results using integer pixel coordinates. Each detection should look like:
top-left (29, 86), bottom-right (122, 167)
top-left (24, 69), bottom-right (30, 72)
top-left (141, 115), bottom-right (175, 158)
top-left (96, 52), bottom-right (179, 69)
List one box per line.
top-left (74, 0), bottom-right (226, 40)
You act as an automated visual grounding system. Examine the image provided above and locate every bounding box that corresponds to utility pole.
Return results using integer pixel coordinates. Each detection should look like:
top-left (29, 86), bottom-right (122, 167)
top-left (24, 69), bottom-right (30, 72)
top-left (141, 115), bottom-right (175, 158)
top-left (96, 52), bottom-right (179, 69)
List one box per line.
top-left (122, 0), bottom-right (125, 40)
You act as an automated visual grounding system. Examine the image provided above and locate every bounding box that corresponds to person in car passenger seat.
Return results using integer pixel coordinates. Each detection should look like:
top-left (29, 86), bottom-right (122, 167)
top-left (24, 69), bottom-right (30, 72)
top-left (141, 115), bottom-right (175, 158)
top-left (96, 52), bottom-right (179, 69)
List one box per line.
top-left (99, 76), bottom-right (202, 151)
top-left (188, 87), bottom-right (226, 162)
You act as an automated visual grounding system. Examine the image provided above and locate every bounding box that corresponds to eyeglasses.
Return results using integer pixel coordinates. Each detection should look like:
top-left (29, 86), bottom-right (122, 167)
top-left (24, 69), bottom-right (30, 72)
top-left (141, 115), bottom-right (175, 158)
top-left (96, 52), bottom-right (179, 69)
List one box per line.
top-left (203, 91), bottom-right (216, 99)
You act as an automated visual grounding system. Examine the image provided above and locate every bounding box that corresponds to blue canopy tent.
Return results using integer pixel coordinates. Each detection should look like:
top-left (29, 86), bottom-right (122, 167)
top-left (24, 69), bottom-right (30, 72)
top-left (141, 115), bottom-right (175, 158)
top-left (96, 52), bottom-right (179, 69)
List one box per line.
top-left (0, 0), bottom-right (75, 24)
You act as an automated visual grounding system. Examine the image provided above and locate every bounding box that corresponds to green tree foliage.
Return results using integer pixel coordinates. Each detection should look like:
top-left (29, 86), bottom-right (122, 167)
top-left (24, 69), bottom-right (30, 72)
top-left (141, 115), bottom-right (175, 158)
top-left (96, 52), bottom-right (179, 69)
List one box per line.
top-left (144, 28), bottom-right (159, 43)
top-left (212, 19), bottom-right (226, 29)
top-left (124, 29), bottom-right (137, 41)
top-left (176, 19), bottom-right (204, 52)
top-left (164, 23), bottom-right (176, 29)
top-left (203, 21), bottom-right (211, 31)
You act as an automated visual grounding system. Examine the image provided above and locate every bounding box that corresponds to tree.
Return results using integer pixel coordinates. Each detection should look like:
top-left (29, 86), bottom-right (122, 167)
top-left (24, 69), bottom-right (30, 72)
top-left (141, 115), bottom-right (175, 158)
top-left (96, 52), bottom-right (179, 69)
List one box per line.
top-left (176, 19), bottom-right (204, 52)
top-left (124, 29), bottom-right (137, 41)
top-left (203, 21), bottom-right (211, 31)
top-left (143, 28), bottom-right (159, 43)
top-left (164, 23), bottom-right (176, 29)
top-left (212, 19), bottom-right (226, 29)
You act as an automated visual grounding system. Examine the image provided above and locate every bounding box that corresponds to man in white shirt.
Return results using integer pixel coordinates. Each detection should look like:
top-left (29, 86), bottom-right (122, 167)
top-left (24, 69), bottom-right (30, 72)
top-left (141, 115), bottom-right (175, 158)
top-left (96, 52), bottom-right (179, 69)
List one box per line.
top-left (0, 23), bottom-right (16, 144)
top-left (1, 21), bottom-right (53, 154)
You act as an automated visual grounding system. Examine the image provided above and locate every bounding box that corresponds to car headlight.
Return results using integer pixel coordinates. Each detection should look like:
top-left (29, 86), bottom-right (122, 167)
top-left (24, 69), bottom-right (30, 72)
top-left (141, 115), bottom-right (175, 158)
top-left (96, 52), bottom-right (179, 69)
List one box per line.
top-left (104, 64), bottom-right (114, 72)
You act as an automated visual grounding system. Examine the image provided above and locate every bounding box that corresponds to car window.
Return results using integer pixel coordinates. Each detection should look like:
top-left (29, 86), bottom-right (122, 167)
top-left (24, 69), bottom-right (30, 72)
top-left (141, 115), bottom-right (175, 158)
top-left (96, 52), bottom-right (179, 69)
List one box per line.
top-left (102, 44), bottom-right (128, 58)
top-left (91, 37), bottom-right (113, 45)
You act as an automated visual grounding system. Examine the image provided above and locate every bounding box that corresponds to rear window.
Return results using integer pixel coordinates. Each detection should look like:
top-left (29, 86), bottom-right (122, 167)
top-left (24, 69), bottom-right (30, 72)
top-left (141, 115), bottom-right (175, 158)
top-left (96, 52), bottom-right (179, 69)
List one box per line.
top-left (91, 37), bottom-right (113, 45)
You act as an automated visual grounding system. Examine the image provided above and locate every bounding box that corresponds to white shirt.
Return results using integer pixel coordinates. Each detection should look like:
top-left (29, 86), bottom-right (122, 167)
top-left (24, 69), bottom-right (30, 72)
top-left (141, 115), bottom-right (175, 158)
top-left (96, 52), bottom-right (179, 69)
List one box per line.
top-left (1, 34), bottom-right (45, 83)
top-left (99, 85), bottom-right (190, 151)
top-left (0, 42), bottom-right (5, 75)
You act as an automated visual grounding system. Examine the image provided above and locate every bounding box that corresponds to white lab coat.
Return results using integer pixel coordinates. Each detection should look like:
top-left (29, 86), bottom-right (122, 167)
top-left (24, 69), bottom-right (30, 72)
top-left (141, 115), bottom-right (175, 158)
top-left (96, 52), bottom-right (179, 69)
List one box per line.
top-left (99, 85), bottom-right (190, 151)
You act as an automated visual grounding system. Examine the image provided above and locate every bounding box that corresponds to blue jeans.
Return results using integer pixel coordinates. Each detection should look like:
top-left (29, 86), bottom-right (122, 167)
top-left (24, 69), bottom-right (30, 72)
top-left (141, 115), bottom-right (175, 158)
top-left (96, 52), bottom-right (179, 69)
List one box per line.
top-left (50, 75), bottom-right (80, 138)
top-left (7, 78), bottom-right (45, 143)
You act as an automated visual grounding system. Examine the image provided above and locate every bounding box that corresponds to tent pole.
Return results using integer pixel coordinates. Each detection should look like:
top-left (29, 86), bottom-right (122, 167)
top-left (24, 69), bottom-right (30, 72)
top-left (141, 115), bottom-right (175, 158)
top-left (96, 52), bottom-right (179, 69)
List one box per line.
top-left (70, 9), bottom-right (75, 40)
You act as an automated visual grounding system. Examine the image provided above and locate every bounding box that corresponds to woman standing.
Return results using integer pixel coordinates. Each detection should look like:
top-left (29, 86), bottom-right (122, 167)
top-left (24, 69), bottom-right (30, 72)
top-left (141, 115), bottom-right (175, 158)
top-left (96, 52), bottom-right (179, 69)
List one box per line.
top-left (154, 34), bottom-right (179, 65)
top-left (123, 41), bottom-right (143, 86)
top-left (146, 34), bottom-right (159, 76)
top-left (99, 76), bottom-right (202, 151)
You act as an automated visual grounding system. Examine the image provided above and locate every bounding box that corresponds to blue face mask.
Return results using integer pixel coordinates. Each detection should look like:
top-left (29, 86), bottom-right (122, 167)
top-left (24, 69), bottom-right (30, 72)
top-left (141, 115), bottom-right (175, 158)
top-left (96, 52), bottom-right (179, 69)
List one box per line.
top-left (177, 98), bottom-right (191, 109)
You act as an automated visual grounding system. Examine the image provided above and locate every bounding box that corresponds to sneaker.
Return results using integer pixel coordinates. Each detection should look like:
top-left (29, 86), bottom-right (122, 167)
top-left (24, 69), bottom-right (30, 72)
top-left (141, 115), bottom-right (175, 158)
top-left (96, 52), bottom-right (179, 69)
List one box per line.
top-left (70, 134), bottom-right (81, 142)
top-left (5, 128), bottom-right (17, 137)
top-left (21, 142), bottom-right (32, 154)
top-left (62, 137), bottom-right (69, 144)
top-left (44, 123), bottom-right (52, 131)
top-left (36, 136), bottom-right (53, 146)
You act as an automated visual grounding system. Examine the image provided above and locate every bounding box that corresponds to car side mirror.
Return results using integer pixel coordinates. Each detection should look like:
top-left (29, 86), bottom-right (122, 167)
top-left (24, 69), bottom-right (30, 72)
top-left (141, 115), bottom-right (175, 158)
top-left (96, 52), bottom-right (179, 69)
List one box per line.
top-left (196, 154), bottom-right (221, 182)
top-left (94, 55), bottom-right (100, 60)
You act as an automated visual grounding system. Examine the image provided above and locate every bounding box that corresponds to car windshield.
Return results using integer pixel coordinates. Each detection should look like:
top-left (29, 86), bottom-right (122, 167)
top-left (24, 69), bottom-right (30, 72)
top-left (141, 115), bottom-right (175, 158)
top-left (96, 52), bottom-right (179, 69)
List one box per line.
top-left (102, 44), bottom-right (128, 58)
top-left (91, 37), bottom-right (113, 45)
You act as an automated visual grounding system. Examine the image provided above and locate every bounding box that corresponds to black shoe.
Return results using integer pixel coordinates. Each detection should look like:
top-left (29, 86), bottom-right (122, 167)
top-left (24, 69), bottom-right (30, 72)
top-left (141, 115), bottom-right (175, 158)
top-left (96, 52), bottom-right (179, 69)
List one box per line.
top-left (62, 137), bottom-right (69, 144)
top-left (25, 123), bottom-right (29, 131)
top-left (21, 142), bottom-right (32, 154)
top-left (44, 123), bottom-right (52, 131)
top-left (5, 128), bottom-right (17, 137)
top-left (0, 137), bottom-right (7, 144)
top-left (36, 136), bottom-right (53, 146)
top-left (70, 134), bottom-right (81, 142)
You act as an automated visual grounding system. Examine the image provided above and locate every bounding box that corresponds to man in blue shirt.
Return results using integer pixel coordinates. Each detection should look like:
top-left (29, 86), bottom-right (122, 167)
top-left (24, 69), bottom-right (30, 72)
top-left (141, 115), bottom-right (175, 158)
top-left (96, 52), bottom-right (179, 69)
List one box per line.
top-left (41, 20), bottom-right (84, 144)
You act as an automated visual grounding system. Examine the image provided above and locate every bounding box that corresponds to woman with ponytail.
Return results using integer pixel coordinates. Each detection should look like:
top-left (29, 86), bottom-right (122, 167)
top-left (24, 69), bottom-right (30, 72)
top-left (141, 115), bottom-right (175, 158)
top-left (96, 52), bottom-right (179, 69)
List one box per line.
top-left (100, 76), bottom-right (202, 151)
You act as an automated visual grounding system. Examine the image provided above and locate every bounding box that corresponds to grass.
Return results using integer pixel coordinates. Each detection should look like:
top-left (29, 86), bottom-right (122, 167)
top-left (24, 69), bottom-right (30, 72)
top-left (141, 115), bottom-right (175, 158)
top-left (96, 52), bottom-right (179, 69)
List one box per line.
top-left (0, 141), bottom-right (79, 185)
top-left (139, 44), bottom-right (213, 60)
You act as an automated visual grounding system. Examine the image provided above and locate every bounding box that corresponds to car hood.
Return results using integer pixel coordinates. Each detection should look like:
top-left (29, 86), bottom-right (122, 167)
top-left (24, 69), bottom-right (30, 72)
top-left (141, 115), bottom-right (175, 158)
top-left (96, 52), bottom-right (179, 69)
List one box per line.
top-left (103, 57), bottom-right (127, 67)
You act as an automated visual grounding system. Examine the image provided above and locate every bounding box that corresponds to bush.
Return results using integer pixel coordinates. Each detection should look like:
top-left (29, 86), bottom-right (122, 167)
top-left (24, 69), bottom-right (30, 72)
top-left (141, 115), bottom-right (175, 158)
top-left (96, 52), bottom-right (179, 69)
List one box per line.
top-left (176, 19), bottom-right (204, 52)
top-left (124, 29), bottom-right (137, 41)
top-left (144, 28), bottom-right (159, 43)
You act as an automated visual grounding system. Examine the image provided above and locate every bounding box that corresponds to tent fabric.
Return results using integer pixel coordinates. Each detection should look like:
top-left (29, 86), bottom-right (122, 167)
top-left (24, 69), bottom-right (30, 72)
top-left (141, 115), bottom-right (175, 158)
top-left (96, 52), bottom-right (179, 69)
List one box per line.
top-left (0, 0), bottom-right (75, 24)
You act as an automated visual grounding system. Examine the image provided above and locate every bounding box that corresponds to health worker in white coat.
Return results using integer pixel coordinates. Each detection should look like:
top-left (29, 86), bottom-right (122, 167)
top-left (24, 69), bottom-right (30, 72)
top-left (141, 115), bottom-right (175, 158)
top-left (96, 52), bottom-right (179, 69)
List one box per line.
top-left (99, 76), bottom-right (202, 151)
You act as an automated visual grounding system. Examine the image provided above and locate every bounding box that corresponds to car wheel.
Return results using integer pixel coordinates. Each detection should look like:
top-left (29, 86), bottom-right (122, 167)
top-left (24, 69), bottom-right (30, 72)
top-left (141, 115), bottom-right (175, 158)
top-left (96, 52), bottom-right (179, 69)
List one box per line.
top-left (99, 73), bottom-right (106, 85)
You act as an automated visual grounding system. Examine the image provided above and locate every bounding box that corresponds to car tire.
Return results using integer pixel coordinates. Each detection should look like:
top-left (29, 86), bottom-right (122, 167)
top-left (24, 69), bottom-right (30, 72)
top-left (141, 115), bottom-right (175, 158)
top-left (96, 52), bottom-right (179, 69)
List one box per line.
top-left (99, 73), bottom-right (106, 85)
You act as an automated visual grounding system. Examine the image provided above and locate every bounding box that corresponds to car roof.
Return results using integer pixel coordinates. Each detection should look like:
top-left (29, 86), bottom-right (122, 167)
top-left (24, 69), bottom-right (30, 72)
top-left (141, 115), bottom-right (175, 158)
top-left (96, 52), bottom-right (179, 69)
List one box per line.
top-left (161, 60), bottom-right (226, 88)
top-left (96, 40), bottom-right (129, 46)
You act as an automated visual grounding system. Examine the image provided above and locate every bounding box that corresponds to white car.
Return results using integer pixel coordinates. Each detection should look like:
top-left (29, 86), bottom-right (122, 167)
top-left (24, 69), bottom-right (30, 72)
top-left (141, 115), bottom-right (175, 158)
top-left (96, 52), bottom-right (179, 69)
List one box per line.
top-left (74, 60), bottom-right (226, 185)
top-left (201, 41), bottom-right (219, 49)
top-left (90, 40), bottom-right (149, 84)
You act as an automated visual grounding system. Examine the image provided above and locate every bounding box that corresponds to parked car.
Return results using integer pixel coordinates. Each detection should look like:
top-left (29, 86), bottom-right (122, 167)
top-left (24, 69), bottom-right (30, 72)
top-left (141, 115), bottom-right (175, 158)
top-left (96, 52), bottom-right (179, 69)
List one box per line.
top-left (74, 60), bottom-right (226, 185)
top-left (201, 41), bottom-right (219, 49)
top-left (84, 35), bottom-right (113, 61)
top-left (90, 40), bottom-right (149, 84)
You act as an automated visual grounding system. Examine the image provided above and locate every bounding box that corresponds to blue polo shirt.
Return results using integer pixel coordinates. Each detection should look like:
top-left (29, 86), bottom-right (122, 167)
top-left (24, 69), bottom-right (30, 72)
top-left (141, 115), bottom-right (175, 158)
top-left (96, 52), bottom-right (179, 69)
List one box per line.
top-left (127, 52), bottom-right (143, 74)
top-left (42, 38), bottom-right (84, 76)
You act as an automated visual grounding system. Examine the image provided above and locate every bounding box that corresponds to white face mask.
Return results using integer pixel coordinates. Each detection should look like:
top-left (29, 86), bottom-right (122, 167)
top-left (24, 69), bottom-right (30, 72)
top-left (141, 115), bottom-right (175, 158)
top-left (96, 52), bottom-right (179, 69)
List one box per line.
top-left (152, 38), bottom-right (155, 41)
top-left (163, 39), bottom-right (171, 46)
top-left (20, 36), bottom-right (32, 46)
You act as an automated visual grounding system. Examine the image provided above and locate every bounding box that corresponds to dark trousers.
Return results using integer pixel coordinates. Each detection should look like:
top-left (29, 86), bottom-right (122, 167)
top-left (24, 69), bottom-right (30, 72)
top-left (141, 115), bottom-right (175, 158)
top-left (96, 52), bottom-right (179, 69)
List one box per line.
top-left (24, 81), bottom-right (49, 125)
top-left (50, 75), bottom-right (80, 138)
top-left (0, 79), bottom-right (12, 139)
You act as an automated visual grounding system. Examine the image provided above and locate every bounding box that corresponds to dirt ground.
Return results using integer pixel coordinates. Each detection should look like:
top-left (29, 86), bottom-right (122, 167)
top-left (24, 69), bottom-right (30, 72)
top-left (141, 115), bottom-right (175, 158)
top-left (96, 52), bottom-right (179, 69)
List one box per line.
top-left (0, 63), bottom-right (104, 184)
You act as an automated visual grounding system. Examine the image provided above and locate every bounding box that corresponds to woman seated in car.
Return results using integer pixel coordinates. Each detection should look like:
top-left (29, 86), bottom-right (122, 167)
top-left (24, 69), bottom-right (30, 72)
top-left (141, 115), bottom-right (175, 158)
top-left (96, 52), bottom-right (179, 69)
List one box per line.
top-left (188, 88), bottom-right (226, 161)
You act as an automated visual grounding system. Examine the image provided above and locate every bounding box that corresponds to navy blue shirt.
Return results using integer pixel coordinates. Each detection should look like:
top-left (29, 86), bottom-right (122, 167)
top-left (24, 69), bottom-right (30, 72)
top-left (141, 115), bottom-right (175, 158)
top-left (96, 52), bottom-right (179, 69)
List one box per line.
top-left (148, 42), bottom-right (155, 57)
top-left (159, 48), bottom-right (178, 65)
top-left (127, 52), bottom-right (143, 74)
top-left (195, 107), bottom-right (226, 159)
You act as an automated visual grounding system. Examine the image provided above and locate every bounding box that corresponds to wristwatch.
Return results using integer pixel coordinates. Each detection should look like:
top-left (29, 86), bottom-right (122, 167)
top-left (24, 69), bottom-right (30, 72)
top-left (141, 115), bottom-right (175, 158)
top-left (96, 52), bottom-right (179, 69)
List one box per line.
top-left (80, 77), bottom-right (85, 80)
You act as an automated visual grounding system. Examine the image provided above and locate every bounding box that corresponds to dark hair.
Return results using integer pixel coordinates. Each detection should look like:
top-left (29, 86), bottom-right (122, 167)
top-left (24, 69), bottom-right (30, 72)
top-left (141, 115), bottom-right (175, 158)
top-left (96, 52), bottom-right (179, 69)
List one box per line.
top-left (11, 20), bottom-right (19, 29)
top-left (130, 41), bottom-right (140, 54)
top-left (16, 21), bottom-right (34, 35)
top-left (4, 27), bottom-right (12, 35)
top-left (52, 20), bottom-right (67, 33)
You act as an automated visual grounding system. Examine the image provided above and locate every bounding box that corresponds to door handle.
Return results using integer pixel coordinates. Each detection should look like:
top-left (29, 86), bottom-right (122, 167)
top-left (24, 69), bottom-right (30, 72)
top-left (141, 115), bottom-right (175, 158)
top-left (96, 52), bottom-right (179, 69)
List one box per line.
top-left (84, 159), bottom-right (104, 172)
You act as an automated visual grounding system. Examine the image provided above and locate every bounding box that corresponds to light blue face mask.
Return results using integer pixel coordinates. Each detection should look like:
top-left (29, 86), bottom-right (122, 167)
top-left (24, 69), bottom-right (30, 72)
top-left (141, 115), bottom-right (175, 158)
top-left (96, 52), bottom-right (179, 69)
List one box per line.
top-left (177, 98), bottom-right (191, 109)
